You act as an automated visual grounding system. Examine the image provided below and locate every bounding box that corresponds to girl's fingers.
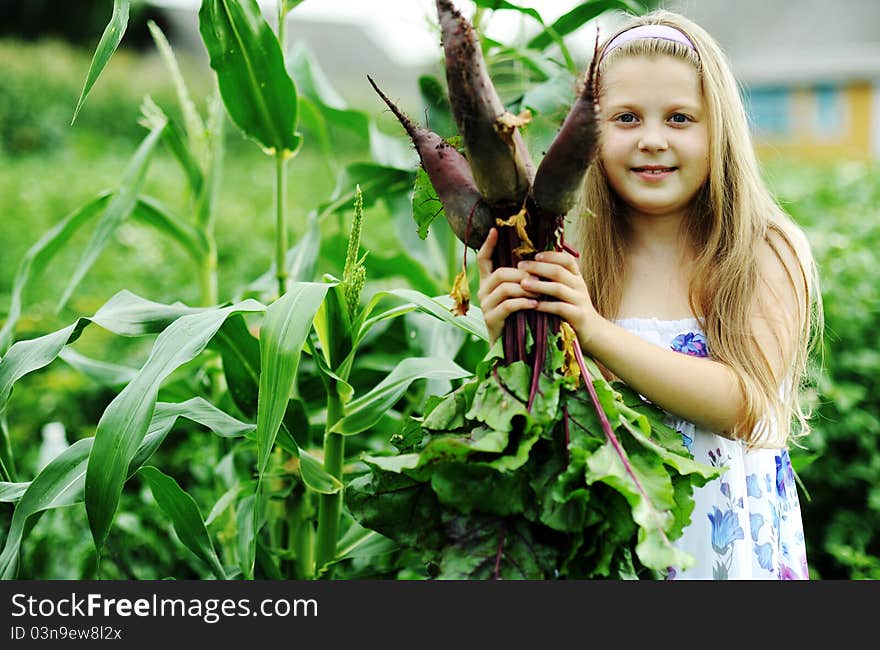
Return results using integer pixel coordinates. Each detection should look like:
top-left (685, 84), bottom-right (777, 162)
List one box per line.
top-left (518, 252), bottom-right (580, 277)
top-left (535, 250), bottom-right (580, 272)
top-left (532, 300), bottom-right (580, 331)
top-left (486, 298), bottom-right (538, 323)
top-left (480, 280), bottom-right (539, 312)
top-left (517, 260), bottom-right (577, 283)
top-left (520, 277), bottom-right (583, 304)
top-left (477, 268), bottom-right (533, 303)
top-left (476, 227), bottom-right (498, 278)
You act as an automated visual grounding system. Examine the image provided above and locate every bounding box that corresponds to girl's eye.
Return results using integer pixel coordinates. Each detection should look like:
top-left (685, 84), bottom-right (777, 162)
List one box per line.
top-left (616, 113), bottom-right (638, 123)
top-left (669, 113), bottom-right (691, 124)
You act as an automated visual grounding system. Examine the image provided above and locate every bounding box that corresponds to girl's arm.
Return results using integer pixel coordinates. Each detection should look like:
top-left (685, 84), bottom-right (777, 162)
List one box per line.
top-left (577, 318), bottom-right (743, 434)
top-left (520, 239), bottom-right (805, 436)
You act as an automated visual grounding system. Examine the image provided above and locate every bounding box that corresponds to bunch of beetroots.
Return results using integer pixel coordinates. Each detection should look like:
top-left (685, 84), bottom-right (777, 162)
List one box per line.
top-left (350, 1), bottom-right (721, 578)
top-left (369, 0), bottom-right (601, 425)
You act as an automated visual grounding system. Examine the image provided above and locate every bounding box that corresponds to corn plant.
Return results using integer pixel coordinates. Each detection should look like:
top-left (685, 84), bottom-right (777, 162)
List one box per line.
top-left (0, 0), bottom-right (487, 580)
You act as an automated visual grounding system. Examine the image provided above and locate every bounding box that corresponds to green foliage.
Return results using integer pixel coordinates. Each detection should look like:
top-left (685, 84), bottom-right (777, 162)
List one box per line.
top-left (765, 159), bottom-right (880, 579)
top-left (199, 0), bottom-right (302, 157)
top-left (0, 38), bottom-right (196, 154)
top-left (1, 1), bottom-right (875, 581)
top-left (72, 0), bottom-right (130, 126)
top-left (346, 333), bottom-right (722, 578)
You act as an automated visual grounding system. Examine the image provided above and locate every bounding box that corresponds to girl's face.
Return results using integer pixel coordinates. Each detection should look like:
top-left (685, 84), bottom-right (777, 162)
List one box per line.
top-left (598, 55), bottom-right (709, 220)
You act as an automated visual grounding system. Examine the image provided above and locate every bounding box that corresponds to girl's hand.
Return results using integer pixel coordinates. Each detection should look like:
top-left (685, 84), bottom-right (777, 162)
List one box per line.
top-left (476, 228), bottom-right (540, 345)
top-left (516, 249), bottom-right (601, 346)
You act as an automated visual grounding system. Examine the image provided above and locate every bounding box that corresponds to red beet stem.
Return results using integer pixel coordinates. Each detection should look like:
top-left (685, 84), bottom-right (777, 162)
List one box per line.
top-left (368, 75), bottom-right (493, 249)
top-left (571, 340), bottom-right (672, 546)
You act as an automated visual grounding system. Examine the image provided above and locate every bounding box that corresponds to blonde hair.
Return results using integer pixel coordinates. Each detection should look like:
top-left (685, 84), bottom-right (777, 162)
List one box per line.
top-left (572, 10), bottom-right (824, 448)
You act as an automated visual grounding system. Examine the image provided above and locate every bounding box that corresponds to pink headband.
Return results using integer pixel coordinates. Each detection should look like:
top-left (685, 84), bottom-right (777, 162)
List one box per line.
top-left (600, 24), bottom-right (697, 61)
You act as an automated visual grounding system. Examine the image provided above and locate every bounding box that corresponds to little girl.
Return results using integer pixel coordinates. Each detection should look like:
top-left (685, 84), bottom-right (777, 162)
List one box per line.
top-left (476, 10), bottom-right (823, 579)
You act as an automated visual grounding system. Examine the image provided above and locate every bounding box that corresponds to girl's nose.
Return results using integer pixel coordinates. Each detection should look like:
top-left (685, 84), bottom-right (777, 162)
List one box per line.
top-left (638, 125), bottom-right (668, 152)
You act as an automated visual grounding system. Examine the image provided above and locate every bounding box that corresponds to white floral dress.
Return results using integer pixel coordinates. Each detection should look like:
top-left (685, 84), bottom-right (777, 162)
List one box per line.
top-left (615, 316), bottom-right (809, 580)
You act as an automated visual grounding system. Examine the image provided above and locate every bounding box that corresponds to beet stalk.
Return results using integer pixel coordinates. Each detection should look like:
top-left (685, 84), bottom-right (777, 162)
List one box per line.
top-left (530, 34), bottom-right (601, 216)
top-left (367, 75), bottom-right (494, 249)
top-left (436, 0), bottom-right (534, 206)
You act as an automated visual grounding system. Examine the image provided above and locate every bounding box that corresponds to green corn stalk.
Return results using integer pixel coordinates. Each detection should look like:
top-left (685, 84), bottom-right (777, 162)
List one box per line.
top-left (314, 186), bottom-right (367, 577)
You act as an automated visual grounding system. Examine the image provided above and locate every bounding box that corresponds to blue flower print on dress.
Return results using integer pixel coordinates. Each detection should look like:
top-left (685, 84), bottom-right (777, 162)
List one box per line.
top-left (746, 473), bottom-right (762, 498)
top-left (775, 449), bottom-right (796, 501)
top-left (749, 513), bottom-right (764, 542)
top-left (755, 543), bottom-right (774, 571)
top-left (680, 430), bottom-right (694, 454)
top-left (709, 506), bottom-right (745, 554)
top-left (670, 332), bottom-right (709, 357)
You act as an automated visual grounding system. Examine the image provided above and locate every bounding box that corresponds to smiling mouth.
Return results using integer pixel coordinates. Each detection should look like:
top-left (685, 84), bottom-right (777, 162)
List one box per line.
top-left (631, 166), bottom-right (677, 174)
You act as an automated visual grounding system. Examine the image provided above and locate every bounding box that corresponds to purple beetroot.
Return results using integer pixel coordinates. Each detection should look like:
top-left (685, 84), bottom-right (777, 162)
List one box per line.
top-left (435, 0), bottom-right (535, 206)
top-left (367, 75), bottom-right (493, 249)
top-left (531, 36), bottom-right (602, 217)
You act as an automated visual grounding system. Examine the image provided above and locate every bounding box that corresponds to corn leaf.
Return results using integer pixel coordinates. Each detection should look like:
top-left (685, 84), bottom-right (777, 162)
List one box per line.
top-left (199, 0), bottom-right (301, 157)
top-left (358, 289), bottom-right (489, 345)
top-left (0, 398), bottom-right (253, 579)
top-left (331, 523), bottom-right (397, 564)
top-left (332, 357), bottom-right (472, 435)
top-left (289, 44), bottom-right (369, 172)
top-left (235, 494), bottom-right (258, 579)
top-left (0, 195), bottom-right (206, 354)
top-left (312, 282), bottom-right (351, 373)
top-left (0, 438), bottom-right (93, 579)
top-left (471, 0), bottom-right (545, 26)
top-left (0, 482), bottom-right (28, 503)
top-left (319, 164), bottom-right (413, 218)
top-left (142, 98), bottom-right (205, 198)
top-left (132, 195), bottom-right (209, 262)
top-left (58, 348), bottom-right (137, 388)
top-left (211, 314), bottom-right (261, 418)
top-left (0, 194), bottom-right (110, 355)
top-left (147, 20), bottom-right (207, 164)
top-left (89, 290), bottom-right (208, 337)
top-left (1, 322), bottom-right (88, 421)
top-left (195, 91), bottom-right (226, 229)
top-left (256, 282), bottom-right (330, 475)
top-left (138, 466), bottom-right (227, 579)
top-left (243, 209), bottom-right (321, 298)
top-left (85, 299), bottom-right (264, 553)
top-left (205, 484), bottom-right (244, 527)
top-left (282, 0), bottom-right (306, 15)
top-left (133, 398), bottom-right (255, 470)
top-left (58, 120), bottom-right (166, 311)
top-left (0, 288), bottom-right (249, 484)
top-left (71, 0), bottom-right (130, 125)
top-left (210, 316), bottom-right (338, 496)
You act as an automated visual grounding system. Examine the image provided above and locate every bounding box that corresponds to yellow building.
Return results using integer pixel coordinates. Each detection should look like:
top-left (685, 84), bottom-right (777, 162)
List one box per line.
top-left (738, 55), bottom-right (880, 161)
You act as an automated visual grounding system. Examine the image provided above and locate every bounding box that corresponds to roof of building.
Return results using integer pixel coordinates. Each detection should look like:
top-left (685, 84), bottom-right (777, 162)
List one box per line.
top-left (661, 0), bottom-right (880, 84)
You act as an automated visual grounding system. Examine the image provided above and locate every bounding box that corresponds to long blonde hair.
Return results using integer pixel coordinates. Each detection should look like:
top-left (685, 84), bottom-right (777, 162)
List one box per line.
top-left (572, 10), bottom-right (824, 448)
